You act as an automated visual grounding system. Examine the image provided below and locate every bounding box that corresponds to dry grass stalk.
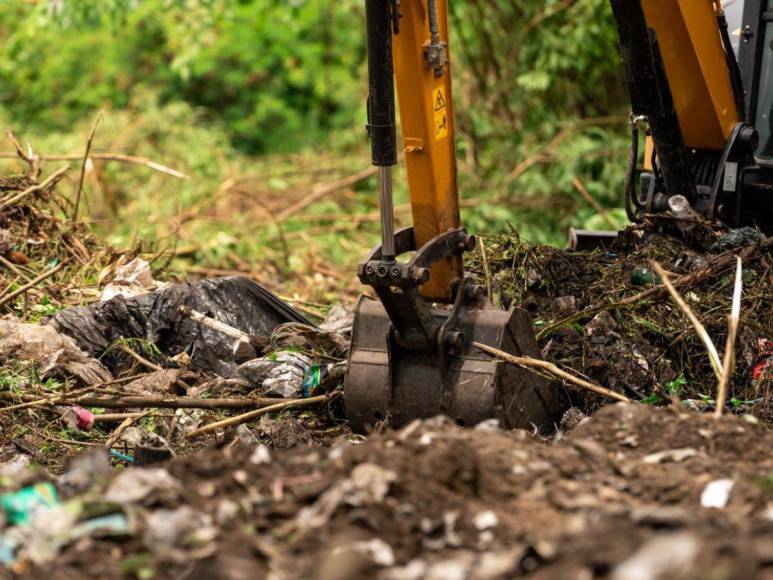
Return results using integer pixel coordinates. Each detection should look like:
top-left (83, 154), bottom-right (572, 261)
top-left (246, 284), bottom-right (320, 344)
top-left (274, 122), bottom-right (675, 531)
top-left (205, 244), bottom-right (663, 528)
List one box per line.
top-left (104, 411), bottom-right (150, 449)
top-left (472, 341), bottom-right (631, 403)
top-left (715, 256), bottom-right (743, 417)
top-left (571, 176), bottom-right (617, 229)
top-left (0, 151), bottom-right (189, 179)
top-left (0, 165), bottom-right (69, 210)
top-left (186, 393), bottom-right (335, 438)
top-left (0, 261), bottom-right (66, 308)
top-left (72, 112), bottom-right (102, 223)
top-left (479, 235), bottom-right (492, 299)
top-left (650, 260), bottom-right (723, 381)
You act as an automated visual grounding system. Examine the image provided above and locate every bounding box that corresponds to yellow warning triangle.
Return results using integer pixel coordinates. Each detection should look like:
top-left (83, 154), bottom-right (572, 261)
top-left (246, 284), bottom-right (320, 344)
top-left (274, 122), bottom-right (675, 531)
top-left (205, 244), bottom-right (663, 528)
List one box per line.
top-left (434, 90), bottom-right (447, 111)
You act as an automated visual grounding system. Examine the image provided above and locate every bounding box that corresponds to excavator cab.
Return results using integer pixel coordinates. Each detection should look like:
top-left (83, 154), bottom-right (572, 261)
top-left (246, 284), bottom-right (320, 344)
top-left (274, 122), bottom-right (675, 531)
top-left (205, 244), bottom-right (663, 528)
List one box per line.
top-left (610, 0), bottom-right (773, 232)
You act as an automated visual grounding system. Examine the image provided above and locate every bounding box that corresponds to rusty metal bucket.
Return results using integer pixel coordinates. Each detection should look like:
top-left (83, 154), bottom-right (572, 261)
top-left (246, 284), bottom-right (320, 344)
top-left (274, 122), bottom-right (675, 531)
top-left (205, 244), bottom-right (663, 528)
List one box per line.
top-left (344, 286), bottom-right (563, 433)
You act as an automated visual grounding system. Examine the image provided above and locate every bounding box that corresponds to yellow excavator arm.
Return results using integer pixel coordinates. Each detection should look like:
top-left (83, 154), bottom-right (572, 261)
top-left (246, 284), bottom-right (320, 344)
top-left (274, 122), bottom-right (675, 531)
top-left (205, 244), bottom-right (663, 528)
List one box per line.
top-left (641, 0), bottom-right (739, 150)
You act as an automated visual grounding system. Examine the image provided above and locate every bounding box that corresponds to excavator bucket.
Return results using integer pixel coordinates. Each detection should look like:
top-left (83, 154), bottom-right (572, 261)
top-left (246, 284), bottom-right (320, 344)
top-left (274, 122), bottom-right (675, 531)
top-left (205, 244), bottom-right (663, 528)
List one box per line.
top-left (344, 227), bottom-right (563, 433)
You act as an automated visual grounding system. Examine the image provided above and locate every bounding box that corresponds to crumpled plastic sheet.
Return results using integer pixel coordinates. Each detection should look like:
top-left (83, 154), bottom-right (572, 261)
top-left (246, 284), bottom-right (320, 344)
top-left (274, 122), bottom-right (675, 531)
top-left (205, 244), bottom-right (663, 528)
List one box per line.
top-left (0, 319), bottom-right (113, 385)
top-left (50, 276), bottom-right (312, 378)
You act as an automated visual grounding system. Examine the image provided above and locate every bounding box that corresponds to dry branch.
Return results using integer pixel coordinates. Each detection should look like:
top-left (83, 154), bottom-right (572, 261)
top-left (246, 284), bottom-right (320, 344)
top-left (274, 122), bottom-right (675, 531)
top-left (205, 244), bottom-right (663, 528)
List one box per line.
top-left (473, 342), bottom-right (631, 403)
top-left (0, 152), bottom-right (189, 180)
top-left (0, 261), bottom-right (66, 308)
top-left (571, 176), bottom-right (616, 229)
top-left (650, 260), bottom-right (723, 381)
top-left (0, 166), bottom-right (69, 210)
top-left (186, 393), bottom-right (335, 438)
top-left (274, 166), bottom-right (378, 222)
top-left (72, 112), bottom-right (102, 223)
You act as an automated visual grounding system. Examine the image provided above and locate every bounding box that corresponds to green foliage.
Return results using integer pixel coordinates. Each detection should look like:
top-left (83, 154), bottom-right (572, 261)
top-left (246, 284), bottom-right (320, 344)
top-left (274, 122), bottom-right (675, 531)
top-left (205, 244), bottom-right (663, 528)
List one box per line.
top-left (665, 375), bottom-right (687, 398)
top-left (0, 0), bottom-right (365, 153)
top-left (0, 0), bottom-right (634, 279)
top-left (450, 0), bottom-right (630, 243)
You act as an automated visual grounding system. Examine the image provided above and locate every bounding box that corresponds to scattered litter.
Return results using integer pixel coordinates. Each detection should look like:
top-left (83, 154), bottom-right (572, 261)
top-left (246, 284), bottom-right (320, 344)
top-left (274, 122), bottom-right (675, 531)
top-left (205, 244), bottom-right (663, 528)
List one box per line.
top-left (347, 538), bottom-right (395, 567)
top-left (59, 448), bottom-right (110, 493)
top-left (69, 512), bottom-right (131, 541)
top-left (0, 482), bottom-right (60, 526)
top-left (105, 468), bottom-right (181, 504)
top-left (752, 339), bottom-right (773, 389)
top-left (249, 444), bottom-right (272, 465)
top-left (296, 463), bottom-right (396, 529)
top-left (611, 532), bottom-right (700, 580)
top-left (319, 304), bottom-right (354, 334)
top-left (0, 319), bottom-right (112, 385)
top-left (144, 506), bottom-right (217, 555)
top-left (630, 266), bottom-right (654, 286)
top-left (58, 405), bottom-right (95, 432)
top-left (474, 510), bottom-right (498, 530)
top-left (51, 276), bottom-right (311, 377)
top-left (711, 226), bottom-right (765, 253)
top-left (100, 257), bottom-right (165, 301)
top-left (700, 479), bottom-right (734, 509)
top-left (642, 448), bottom-right (698, 464)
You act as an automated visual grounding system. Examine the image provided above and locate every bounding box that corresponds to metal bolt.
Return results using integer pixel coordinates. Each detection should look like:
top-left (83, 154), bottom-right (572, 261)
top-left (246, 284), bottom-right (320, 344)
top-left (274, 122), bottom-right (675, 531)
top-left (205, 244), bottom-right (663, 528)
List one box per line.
top-left (444, 331), bottom-right (464, 350)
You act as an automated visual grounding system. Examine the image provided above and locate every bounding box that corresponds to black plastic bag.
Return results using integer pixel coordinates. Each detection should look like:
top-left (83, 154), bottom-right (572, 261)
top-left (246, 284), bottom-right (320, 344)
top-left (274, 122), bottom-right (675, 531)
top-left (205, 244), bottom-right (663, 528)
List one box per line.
top-left (50, 276), bottom-right (312, 377)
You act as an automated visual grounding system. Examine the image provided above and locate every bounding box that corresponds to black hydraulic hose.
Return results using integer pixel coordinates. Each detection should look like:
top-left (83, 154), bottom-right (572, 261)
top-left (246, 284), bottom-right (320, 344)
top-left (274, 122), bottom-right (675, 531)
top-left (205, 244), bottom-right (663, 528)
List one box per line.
top-left (717, 8), bottom-right (747, 121)
top-left (624, 123), bottom-right (642, 223)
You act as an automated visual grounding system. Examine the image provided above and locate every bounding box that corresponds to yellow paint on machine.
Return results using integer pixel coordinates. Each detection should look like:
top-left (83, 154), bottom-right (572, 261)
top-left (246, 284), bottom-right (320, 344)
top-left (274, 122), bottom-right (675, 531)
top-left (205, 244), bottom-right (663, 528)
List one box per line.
top-left (641, 0), bottom-right (740, 150)
top-left (391, 0), bottom-right (461, 302)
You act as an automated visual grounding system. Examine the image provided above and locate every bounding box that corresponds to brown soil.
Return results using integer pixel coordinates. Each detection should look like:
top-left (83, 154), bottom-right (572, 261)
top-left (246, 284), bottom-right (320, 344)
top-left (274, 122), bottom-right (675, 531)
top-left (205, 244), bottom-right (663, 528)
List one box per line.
top-left (20, 404), bottom-right (773, 579)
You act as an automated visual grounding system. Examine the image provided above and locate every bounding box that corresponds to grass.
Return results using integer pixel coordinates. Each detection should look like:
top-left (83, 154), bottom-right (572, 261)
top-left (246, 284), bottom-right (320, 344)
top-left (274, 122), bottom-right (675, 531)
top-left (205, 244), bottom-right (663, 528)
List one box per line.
top-left (0, 92), bottom-right (632, 306)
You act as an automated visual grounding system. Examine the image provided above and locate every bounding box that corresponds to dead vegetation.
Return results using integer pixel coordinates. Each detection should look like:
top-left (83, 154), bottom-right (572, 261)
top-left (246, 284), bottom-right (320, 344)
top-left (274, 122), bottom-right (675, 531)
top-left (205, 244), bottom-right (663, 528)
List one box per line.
top-left (0, 157), bottom-right (772, 578)
top-left (466, 227), bottom-right (773, 418)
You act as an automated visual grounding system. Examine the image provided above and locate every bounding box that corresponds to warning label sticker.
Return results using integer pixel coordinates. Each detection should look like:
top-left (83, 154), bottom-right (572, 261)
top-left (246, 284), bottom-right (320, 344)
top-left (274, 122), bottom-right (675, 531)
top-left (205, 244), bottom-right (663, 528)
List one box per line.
top-left (433, 87), bottom-right (448, 141)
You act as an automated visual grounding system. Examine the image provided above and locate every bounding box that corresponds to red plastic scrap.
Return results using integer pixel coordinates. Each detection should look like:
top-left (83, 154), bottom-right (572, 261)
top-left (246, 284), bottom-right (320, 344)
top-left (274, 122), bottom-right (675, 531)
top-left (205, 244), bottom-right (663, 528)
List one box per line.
top-left (752, 339), bottom-right (773, 385)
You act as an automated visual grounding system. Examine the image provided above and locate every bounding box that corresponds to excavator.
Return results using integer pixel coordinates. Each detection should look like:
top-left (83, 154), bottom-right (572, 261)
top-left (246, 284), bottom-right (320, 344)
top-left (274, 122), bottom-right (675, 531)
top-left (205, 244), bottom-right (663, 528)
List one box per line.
top-left (344, 0), bottom-right (772, 433)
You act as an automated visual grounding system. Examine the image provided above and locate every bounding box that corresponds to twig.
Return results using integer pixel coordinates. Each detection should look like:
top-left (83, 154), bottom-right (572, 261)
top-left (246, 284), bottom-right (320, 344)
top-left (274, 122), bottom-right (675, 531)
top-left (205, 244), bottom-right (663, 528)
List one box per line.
top-left (118, 344), bottom-right (162, 372)
top-left (73, 395), bottom-right (284, 410)
top-left (479, 235), bottom-right (492, 299)
top-left (0, 261), bottom-right (66, 308)
top-left (0, 166), bottom-right (69, 210)
top-left (0, 255), bottom-right (34, 284)
top-left (72, 112), bottom-right (102, 223)
top-left (94, 412), bottom-right (166, 422)
top-left (650, 261), bottom-right (723, 381)
top-left (571, 176), bottom-right (616, 229)
top-left (0, 275), bottom-right (20, 300)
top-left (186, 393), bottom-right (335, 438)
top-left (0, 152), bottom-right (189, 180)
top-left (274, 166), bottom-right (378, 222)
top-left (473, 342), bottom-right (631, 403)
top-left (0, 385), bottom-right (97, 413)
top-left (104, 411), bottom-right (149, 448)
top-left (5, 130), bottom-right (39, 177)
top-left (715, 256), bottom-right (743, 417)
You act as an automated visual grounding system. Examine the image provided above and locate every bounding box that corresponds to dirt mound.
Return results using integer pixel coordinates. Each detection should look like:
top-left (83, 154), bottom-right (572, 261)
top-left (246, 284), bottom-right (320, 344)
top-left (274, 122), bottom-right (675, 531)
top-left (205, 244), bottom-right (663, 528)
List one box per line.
top-left (14, 404), bottom-right (771, 579)
top-left (467, 229), bottom-right (773, 416)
